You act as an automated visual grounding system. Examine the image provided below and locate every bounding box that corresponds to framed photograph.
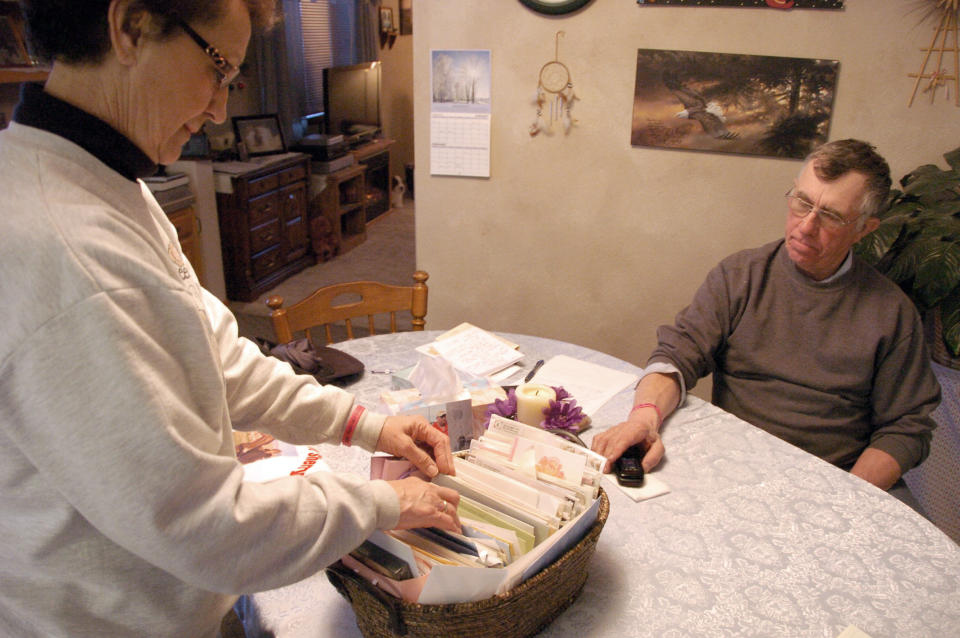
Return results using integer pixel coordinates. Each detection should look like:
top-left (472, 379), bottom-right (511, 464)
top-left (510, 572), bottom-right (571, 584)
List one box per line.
top-left (379, 7), bottom-right (394, 34)
top-left (631, 49), bottom-right (839, 159)
top-left (232, 114), bottom-right (286, 157)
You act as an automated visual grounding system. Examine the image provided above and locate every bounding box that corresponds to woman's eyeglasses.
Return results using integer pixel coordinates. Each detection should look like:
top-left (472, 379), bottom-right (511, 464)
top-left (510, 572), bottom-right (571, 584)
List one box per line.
top-left (175, 18), bottom-right (239, 90)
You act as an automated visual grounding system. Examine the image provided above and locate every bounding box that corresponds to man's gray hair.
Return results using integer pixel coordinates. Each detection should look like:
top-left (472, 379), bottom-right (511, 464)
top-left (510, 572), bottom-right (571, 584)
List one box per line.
top-left (804, 139), bottom-right (892, 225)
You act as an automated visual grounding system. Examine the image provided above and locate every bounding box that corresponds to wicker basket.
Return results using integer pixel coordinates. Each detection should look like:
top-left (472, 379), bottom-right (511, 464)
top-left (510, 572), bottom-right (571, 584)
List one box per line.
top-left (326, 489), bottom-right (610, 638)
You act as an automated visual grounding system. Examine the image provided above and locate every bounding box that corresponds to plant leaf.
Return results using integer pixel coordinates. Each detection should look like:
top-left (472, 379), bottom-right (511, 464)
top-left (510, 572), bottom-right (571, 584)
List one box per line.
top-left (944, 146), bottom-right (960, 174)
top-left (856, 220), bottom-right (908, 264)
top-left (901, 164), bottom-right (942, 188)
top-left (941, 292), bottom-right (960, 356)
top-left (883, 200), bottom-right (923, 221)
top-left (923, 199), bottom-right (960, 219)
top-left (916, 213), bottom-right (960, 241)
top-left (915, 241), bottom-right (960, 308)
top-left (902, 169), bottom-right (960, 198)
top-left (884, 240), bottom-right (924, 285)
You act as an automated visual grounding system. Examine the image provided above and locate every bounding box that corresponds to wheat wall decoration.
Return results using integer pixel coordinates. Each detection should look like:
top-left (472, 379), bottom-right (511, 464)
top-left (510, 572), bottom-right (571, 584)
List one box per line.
top-left (908, 0), bottom-right (960, 106)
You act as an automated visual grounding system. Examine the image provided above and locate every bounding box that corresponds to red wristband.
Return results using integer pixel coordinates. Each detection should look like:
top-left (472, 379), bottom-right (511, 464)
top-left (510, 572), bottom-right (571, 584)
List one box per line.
top-left (630, 402), bottom-right (662, 427)
top-left (342, 405), bottom-right (364, 446)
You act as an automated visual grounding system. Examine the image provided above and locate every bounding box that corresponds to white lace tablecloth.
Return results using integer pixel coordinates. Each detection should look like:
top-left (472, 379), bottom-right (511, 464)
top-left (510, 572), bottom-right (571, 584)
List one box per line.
top-left (240, 332), bottom-right (960, 638)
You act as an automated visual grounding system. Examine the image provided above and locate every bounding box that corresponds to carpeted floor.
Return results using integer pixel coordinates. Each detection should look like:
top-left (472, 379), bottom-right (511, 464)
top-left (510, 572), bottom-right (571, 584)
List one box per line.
top-left (228, 199), bottom-right (416, 345)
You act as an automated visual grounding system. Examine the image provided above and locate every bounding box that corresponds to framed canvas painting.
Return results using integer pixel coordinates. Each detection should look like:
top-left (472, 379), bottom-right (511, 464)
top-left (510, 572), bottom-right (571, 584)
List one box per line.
top-left (631, 49), bottom-right (839, 159)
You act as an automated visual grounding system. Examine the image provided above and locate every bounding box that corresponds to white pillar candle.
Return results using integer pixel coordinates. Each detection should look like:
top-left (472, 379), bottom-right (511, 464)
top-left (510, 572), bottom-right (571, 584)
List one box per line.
top-left (515, 383), bottom-right (556, 427)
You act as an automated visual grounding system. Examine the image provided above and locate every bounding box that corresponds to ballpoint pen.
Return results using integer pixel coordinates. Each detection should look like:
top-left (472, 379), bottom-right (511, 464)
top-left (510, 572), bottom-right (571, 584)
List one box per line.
top-left (524, 359), bottom-right (545, 382)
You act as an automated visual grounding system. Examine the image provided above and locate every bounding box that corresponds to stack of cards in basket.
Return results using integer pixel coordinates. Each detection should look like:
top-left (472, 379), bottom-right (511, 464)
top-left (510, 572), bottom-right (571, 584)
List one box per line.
top-left (353, 414), bottom-right (606, 604)
top-left (453, 414), bottom-right (604, 520)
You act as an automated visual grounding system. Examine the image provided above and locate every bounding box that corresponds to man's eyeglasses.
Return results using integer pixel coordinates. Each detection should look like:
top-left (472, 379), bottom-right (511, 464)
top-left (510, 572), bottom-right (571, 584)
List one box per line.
top-left (175, 17), bottom-right (239, 90)
top-left (785, 187), bottom-right (863, 231)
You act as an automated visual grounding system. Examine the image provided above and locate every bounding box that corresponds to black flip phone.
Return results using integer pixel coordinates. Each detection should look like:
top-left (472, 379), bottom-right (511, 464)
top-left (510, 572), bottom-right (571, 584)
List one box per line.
top-left (615, 444), bottom-right (646, 487)
top-left (350, 540), bottom-right (414, 580)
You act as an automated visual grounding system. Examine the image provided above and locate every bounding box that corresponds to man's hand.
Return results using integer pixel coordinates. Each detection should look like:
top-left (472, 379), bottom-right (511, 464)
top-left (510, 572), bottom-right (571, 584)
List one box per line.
top-left (387, 477), bottom-right (461, 532)
top-left (591, 414), bottom-right (664, 474)
top-left (850, 447), bottom-right (901, 491)
top-left (376, 415), bottom-right (455, 478)
top-left (591, 372), bottom-right (679, 473)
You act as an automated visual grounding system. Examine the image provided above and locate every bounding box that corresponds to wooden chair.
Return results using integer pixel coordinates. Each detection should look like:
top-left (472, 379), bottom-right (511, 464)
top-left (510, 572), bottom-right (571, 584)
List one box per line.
top-left (266, 270), bottom-right (428, 345)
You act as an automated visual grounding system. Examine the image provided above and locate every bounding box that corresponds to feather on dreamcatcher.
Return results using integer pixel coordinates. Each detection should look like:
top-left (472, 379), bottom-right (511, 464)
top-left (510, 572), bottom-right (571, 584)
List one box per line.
top-left (530, 31), bottom-right (578, 137)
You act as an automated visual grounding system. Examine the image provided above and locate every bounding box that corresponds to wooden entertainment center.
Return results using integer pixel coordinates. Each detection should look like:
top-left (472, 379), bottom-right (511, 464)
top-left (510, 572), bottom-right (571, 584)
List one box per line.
top-left (312, 138), bottom-right (395, 256)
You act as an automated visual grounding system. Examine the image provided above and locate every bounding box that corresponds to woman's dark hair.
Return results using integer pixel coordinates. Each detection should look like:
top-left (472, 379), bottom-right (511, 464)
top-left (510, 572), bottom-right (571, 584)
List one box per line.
top-left (18, 0), bottom-right (277, 64)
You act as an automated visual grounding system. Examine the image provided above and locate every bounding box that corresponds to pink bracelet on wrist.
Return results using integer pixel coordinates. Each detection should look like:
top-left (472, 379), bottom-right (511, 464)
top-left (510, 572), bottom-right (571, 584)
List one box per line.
top-left (630, 402), bottom-right (662, 428)
top-left (342, 405), bottom-right (365, 446)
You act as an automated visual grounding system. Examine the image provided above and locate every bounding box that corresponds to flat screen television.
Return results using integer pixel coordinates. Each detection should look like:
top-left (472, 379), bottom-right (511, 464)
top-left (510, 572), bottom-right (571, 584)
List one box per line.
top-left (323, 61), bottom-right (381, 142)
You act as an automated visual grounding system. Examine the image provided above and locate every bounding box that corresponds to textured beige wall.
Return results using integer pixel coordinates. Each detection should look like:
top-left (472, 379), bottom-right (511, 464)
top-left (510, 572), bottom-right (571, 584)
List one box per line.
top-left (412, 0), bottom-right (960, 380)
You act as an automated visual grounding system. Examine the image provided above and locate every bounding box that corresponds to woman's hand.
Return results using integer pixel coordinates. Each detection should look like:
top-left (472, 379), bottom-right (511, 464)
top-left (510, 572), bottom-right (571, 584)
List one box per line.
top-left (387, 477), bottom-right (461, 532)
top-left (376, 415), bottom-right (455, 478)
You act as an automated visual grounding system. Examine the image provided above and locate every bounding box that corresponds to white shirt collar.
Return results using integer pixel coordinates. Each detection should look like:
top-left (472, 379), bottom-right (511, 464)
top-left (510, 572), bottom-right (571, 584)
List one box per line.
top-left (819, 250), bottom-right (853, 283)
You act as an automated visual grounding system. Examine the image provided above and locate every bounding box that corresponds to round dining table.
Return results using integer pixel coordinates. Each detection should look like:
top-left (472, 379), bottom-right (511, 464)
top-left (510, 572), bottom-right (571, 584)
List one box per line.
top-left (239, 331), bottom-right (960, 638)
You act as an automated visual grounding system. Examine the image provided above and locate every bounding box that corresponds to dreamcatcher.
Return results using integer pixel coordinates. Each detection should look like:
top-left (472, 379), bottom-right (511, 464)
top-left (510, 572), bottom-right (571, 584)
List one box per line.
top-left (530, 31), bottom-right (578, 137)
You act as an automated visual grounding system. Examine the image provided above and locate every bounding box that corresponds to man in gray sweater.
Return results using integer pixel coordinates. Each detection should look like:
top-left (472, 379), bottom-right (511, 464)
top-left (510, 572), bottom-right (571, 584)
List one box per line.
top-left (592, 139), bottom-right (940, 500)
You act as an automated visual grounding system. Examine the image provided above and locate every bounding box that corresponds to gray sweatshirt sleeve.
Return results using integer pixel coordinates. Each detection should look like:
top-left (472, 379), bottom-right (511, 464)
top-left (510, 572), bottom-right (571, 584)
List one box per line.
top-left (1, 285), bottom-right (398, 594)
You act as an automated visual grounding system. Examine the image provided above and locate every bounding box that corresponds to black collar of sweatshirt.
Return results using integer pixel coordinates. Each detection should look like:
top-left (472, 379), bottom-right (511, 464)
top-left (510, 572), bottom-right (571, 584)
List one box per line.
top-left (13, 82), bottom-right (158, 181)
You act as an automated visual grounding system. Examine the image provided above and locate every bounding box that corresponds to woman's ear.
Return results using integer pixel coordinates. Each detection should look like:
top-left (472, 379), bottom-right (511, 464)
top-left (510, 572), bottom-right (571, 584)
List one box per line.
top-left (108, 0), bottom-right (149, 66)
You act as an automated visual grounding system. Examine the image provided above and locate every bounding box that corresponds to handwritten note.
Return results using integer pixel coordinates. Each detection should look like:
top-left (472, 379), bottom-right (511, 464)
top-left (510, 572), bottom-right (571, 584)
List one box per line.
top-left (424, 326), bottom-right (523, 377)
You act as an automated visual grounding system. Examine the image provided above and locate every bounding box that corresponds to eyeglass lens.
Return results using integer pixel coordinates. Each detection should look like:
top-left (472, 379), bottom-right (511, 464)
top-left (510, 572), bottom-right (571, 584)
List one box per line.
top-left (786, 191), bottom-right (849, 228)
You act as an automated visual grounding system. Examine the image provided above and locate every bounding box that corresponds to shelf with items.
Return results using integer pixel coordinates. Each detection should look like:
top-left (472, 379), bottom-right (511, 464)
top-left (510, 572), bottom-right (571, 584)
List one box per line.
top-left (316, 163), bottom-right (368, 254)
top-left (350, 138), bottom-right (394, 222)
top-left (1, 1), bottom-right (44, 82)
top-left (0, 66), bottom-right (48, 84)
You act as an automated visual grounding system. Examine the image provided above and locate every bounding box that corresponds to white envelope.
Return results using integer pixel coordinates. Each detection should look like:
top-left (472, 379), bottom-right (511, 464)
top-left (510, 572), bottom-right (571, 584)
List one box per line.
top-left (365, 496), bottom-right (601, 604)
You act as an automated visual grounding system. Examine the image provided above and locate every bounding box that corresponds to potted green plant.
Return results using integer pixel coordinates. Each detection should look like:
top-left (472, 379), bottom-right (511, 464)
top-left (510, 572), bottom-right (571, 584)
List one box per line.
top-left (855, 145), bottom-right (960, 369)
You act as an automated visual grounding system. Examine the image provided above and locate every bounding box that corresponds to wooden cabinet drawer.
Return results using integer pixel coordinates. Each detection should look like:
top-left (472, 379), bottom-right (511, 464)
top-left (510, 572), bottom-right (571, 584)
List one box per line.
top-left (168, 207), bottom-right (195, 242)
top-left (247, 173), bottom-right (280, 197)
top-left (276, 163), bottom-right (307, 186)
top-left (248, 192), bottom-right (277, 227)
top-left (250, 219), bottom-right (280, 254)
top-left (251, 245), bottom-right (281, 280)
top-left (216, 154), bottom-right (313, 302)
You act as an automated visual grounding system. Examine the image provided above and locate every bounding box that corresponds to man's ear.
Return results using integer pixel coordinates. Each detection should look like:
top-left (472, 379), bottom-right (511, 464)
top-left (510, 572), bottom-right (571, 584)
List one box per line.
top-left (108, 0), bottom-right (149, 66)
top-left (857, 215), bottom-right (881, 240)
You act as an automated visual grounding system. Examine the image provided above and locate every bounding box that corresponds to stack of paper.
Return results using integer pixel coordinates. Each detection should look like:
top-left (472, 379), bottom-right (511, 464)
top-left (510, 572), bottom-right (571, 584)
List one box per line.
top-left (527, 355), bottom-right (639, 416)
top-left (357, 416), bottom-right (603, 605)
top-left (416, 323), bottom-right (523, 378)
